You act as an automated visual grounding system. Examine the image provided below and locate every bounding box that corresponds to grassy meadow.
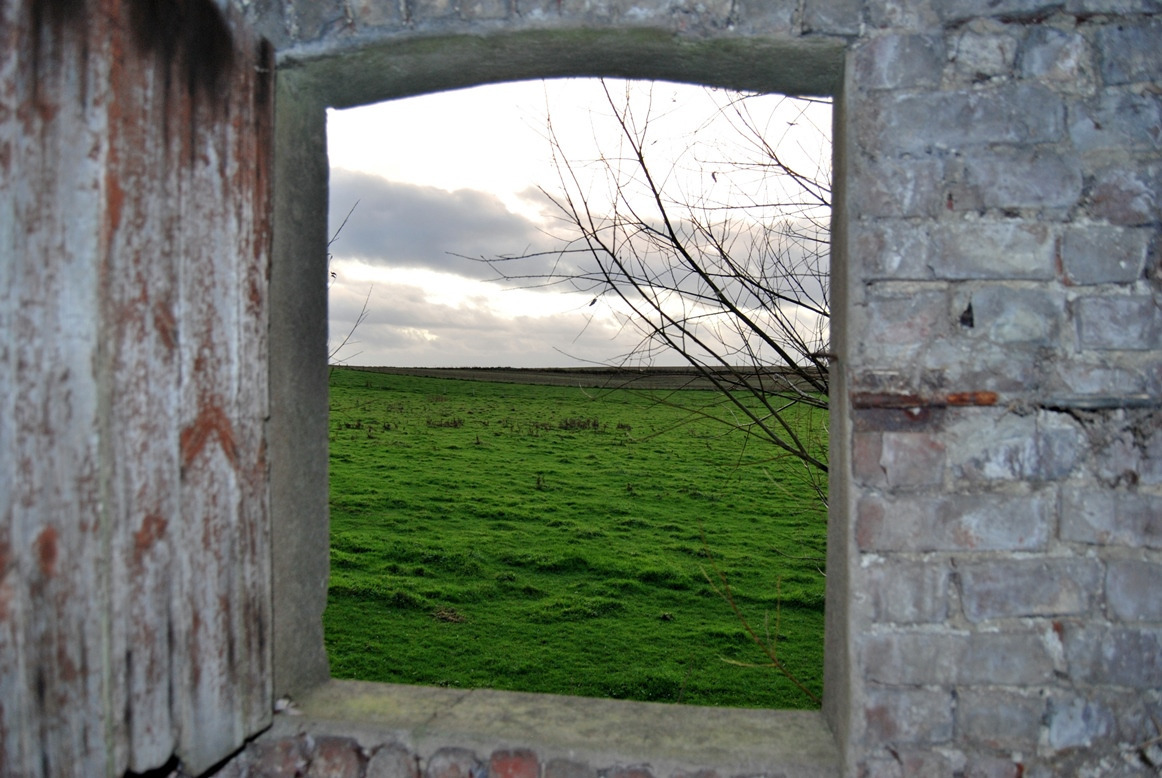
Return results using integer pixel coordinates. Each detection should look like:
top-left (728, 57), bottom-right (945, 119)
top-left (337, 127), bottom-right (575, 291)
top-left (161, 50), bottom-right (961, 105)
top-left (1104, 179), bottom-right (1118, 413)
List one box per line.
top-left (325, 366), bottom-right (828, 709)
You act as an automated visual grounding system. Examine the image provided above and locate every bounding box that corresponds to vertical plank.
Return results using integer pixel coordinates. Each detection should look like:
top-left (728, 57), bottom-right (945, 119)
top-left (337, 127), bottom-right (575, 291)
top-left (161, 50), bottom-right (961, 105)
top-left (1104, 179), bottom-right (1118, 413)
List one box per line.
top-left (102, 4), bottom-right (181, 770)
top-left (1, 2), bottom-right (274, 775)
top-left (2, 3), bottom-right (110, 775)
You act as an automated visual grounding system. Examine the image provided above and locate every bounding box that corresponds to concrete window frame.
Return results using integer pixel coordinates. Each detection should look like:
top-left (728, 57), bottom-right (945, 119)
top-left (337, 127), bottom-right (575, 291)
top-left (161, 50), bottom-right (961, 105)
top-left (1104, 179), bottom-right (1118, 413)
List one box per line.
top-left (268, 29), bottom-right (853, 772)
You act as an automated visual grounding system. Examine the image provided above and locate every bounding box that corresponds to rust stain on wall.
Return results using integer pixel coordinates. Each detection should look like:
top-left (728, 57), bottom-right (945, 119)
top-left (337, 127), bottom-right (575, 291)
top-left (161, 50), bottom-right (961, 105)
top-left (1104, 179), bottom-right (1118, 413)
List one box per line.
top-left (180, 402), bottom-right (239, 471)
top-left (33, 526), bottom-right (58, 579)
top-left (133, 514), bottom-right (168, 565)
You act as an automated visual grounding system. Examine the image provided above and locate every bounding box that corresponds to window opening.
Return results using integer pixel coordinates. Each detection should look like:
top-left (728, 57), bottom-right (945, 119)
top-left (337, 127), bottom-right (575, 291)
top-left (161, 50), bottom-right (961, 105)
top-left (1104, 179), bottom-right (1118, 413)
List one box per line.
top-left (323, 78), bottom-right (831, 709)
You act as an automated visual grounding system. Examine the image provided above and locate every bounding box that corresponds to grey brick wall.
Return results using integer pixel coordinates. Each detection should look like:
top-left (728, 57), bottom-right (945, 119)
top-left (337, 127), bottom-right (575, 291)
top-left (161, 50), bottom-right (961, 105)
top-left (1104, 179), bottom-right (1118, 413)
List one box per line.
top-left (240, 1), bottom-right (1160, 776)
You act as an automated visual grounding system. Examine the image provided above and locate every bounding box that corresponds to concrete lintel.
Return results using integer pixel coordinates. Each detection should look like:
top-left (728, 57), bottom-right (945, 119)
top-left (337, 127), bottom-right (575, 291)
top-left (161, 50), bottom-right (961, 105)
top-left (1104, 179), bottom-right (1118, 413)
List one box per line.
top-left (271, 679), bottom-right (841, 778)
top-left (279, 29), bottom-right (845, 110)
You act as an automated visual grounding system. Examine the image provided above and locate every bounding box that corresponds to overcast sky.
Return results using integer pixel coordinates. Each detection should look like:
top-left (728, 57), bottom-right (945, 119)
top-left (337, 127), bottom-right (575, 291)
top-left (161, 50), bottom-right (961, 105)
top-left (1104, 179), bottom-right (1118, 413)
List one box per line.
top-left (326, 79), bottom-right (831, 368)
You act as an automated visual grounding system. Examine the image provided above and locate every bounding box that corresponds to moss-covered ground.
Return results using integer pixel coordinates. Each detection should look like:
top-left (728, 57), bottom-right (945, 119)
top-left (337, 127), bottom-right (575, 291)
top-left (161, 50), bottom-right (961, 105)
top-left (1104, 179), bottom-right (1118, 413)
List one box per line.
top-left (325, 367), bottom-right (827, 708)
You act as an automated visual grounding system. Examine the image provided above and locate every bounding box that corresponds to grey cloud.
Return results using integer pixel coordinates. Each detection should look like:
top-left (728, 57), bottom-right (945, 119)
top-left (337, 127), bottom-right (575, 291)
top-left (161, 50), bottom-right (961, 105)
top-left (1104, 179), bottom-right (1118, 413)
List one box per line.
top-left (329, 169), bottom-right (569, 280)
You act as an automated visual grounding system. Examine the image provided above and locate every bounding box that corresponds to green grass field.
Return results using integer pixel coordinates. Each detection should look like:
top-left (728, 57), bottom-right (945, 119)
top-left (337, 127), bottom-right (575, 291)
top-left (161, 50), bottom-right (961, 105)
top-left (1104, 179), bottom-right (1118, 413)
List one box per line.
top-left (325, 367), bottom-right (828, 709)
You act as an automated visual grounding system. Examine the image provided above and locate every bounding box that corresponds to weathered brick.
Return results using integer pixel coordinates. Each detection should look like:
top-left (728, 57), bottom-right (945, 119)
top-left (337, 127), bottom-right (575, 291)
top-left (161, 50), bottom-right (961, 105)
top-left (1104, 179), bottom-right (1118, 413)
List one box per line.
top-left (1061, 224), bottom-right (1151, 284)
top-left (1106, 560), bottom-right (1162, 622)
top-left (1084, 161), bottom-right (1161, 225)
top-left (936, 221), bottom-right (1056, 280)
top-left (1075, 295), bottom-right (1162, 350)
top-left (860, 748), bottom-right (957, 778)
top-left (957, 689), bottom-right (1045, 750)
top-left (947, 22), bottom-right (1021, 83)
top-left (958, 558), bottom-right (1101, 621)
top-left (864, 630), bottom-right (1054, 685)
top-left (854, 34), bottom-right (945, 90)
top-left (603, 766), bottom-right (654, 778)
top-left (293, 0), bottom-right (348, 39)
top-left (862, 85), bottom-right (1065, 153)
top-left (865, 560), bottom-right (950, 623)
top-left (879, 431), bottom-right (947, 486)
top-left (865, 688), bottom-right (954, 743)
top-left (853, 219), bottom-right (936, 279)
top-left (1070, 90), bottom-right (1162, 153)
top-left (850, 155), bottom-right (945, 218)
top-left (245, 736), bottom-right (312, 777)
top-left (935, 0), bottom-right (1063, 22)
top-left (801, 0), bottom-right (861, 34)
top-left (1095, 17), bottom-right (1162, 85)
top-left (1063, 624), bottom-right (1162, 686)
top-left (1045, 694), bottom-right (1116, 751)
top-left (866, 0), bottom-right (941, 30)
top-left (857, 493), bottom-right (1052, 552)
top-left (962, 756), bottom-right (1024, 778)
top-left (347, 0), bottom-right (403, 26)
top-left (965, 286), bottom-right (1064, 346)
top-left (1019, 27), bottom-right (1094, 91)
top-left (543, 759), bottom-right (596, 778)
top-left (490, 750), bottom-right (539, 778)
top-left (309, 736), bottom-right (365, 778)
top-left (854, 287), bottom-right (948, 363)
top-left (368, 745), bottom-right (421, 778)
top-left (945, 410), bottom-right (1081, 482)
top-left (427, 748), bottom-right (484, 778)
top-left (960, 148), bottom-right (1082, 210)
top-left (1061, 488), bottom-right (1162, 549)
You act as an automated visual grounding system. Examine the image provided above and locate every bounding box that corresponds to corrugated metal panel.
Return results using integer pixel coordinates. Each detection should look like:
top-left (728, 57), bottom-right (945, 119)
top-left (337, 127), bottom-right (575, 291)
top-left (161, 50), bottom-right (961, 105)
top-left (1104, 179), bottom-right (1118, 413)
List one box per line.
top-left (1, 2), bottom-right (274, 775)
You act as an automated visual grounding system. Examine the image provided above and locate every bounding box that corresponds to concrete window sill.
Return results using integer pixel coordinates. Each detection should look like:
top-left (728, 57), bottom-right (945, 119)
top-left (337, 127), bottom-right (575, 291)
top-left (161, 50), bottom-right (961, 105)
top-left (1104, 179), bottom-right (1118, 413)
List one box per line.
top-left (268, 679), bottom-right (841, 778)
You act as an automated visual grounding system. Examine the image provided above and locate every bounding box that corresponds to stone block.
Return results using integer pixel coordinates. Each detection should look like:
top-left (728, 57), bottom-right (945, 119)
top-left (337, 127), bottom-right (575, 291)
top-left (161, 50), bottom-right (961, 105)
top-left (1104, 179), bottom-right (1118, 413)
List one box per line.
top-left (850, 155), bottom-right (945, 218)
top-left (962, 756), bottom-right (1024, 778)
top-left (731, 0), bottom-right (797, 33)
top-left (958, 557), bottom-right (1101, 621)
top-left (957, 689), bottom-right (1045, 750)
top-left (866, 0), bottom-right (941, 30)
top-left (864, 630), bottom-right (1054, 685)
top-left (427, 748), bottom-right (484, 778)
top-left (1106, 560), bottom-right (1162, 622)
top-left (865, 559), bottom-right (950, 623)
top-left (936, 221), bottom-right (1056, 280)
top-left (369, 745), bottom-right (421, 778)
top-left (293, 0), bottom-right (349, 39)
top-left (1075, 295), bottom-right (1162, 350)
top-left (544, 759), bottom-right (596, 778)
top-left (245, 736), bottom-right (312, 777)
top-left (960, 148), bottom-right (1082, 210)
top-left (347, 0), bottom-right (404, 26)
top-left (1060, 488), bottom-right (1162, 549)
top-left (801, 0), bottom-right (862, 34)
top-left (1096, 17), bottom-right (1162, 85)
top-left (1084, 161), bottom-right (1161, 225)
top-left (853, 219), bottom-right (936, 280)
top-left (1063, 624), bottom-right (1162, 686)
top-left (947, 22), bottom-right (1020, 83)
top-left (880, 431), bottom-right (947, 486)
top-left (865, 688), bottom-right (954, 743)
top-left (603, 766), bottom-right (653, 778)
top-left (1069, 90), bottom-right (1162, 153)
top-left (309, 737), bottom-right (366, 778)
top-left (1061, 224), bottom-right (1151, 284)
top-left (935, 0), bottom-right (1063, 22)
top-left (857, 492), bottom-right (1052, 552)
top-left (945, 409), bottom-right (1080, 482)
top-left (861, 84), bottom-right (1065, 154)
top-left (459, 0), bottom-right (510, 19)
top-left (490, 750), bottom-right (539, 778)
top-left (967, 286), bottom-right (1064, 346)
top-left (1019, 27), bottom-right (1095, 91)
top-left (853, 286), bottom-right (949, 362)
top-left (1045, 694), bottom-right (1116, 751)
top-left (853, 34), bottom-right (945, 91)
